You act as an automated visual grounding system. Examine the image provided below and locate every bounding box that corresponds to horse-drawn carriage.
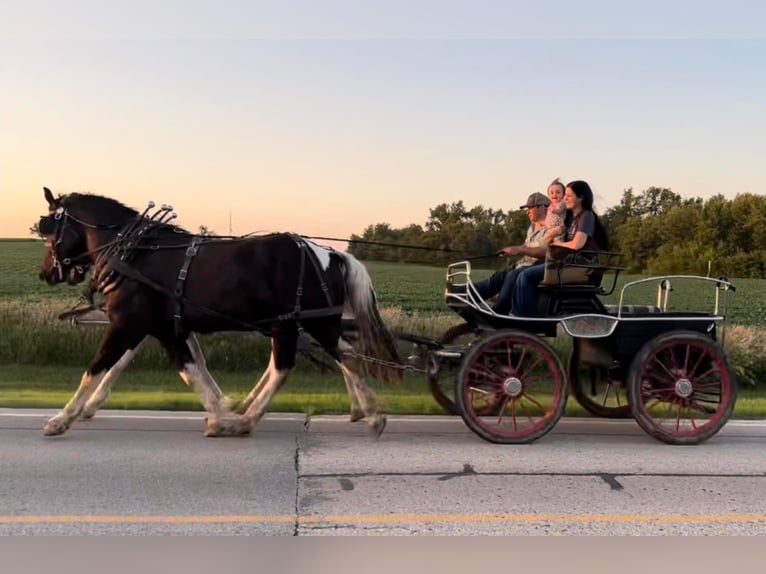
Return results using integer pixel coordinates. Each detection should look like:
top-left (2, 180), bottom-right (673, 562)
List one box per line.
top-left (405, 253), bottom-right (737, 445)
top-left (40, 188), bottom-right (738, 446)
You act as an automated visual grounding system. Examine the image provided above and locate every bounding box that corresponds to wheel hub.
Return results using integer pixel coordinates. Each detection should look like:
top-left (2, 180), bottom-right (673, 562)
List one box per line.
top-left (674, 378), bottom-right (693, 398)
top-left (503, 377), bottom-right (523, 397)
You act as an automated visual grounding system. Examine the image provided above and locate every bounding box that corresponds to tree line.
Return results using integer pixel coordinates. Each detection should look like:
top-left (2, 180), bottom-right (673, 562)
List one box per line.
top-left (347, 187), bottom-right (766, 278)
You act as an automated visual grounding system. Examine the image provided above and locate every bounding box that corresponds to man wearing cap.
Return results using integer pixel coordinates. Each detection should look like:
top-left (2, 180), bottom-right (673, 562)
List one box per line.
top-left (472, 188), bottom-right (553, 315)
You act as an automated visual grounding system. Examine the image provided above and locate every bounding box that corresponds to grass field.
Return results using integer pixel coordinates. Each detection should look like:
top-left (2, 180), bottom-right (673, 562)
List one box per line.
top-left (2, 238), bottom-right (765, 415)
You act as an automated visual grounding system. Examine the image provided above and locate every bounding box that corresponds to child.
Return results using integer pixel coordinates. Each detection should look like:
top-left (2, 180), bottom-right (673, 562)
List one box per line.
top-left (542, 178), bottom-right (567, 244)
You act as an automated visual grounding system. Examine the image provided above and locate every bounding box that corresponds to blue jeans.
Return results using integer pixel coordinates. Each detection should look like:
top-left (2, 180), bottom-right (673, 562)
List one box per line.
top-left (512, 263), bottom-right (546, 316)
top-left (473, 263), bottom-right (540, 315)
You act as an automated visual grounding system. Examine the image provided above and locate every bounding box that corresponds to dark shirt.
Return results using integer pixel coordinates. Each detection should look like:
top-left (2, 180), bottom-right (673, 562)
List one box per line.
top-left (564, 210), bottom-right (599, 251)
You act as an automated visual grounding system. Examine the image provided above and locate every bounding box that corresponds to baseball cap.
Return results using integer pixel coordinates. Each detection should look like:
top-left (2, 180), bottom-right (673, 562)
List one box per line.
top-left (520, 192), bottom-right (551, 209)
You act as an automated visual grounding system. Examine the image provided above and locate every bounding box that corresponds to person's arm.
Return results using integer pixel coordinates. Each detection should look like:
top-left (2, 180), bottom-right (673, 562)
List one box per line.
top-left (498, 243), bottom-right (546, 259)
top-left (551, 232), bottom-right (588, 250)
top-left (542, 224), bottom-right (565, 245)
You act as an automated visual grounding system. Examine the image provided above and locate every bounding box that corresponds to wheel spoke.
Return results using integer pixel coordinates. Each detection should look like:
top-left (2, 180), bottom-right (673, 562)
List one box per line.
top-left (518, 356), bottom-right (544, 381)
top-left (522, 392), bottom-right (547, 413)
top-left (495, 395), bottom-right (512, 426)
top-left (469, 363), bottom-right (504, 385)
top-left (649, 353), bottom-right (678, 381)
top-left (688, 347), bottom-right (709, 378)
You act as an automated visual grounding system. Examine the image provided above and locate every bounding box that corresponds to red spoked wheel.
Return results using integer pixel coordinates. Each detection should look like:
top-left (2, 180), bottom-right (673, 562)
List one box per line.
top-left (456, 330), bottom-right (568, 444)
top-left (627, 331), bottom-right (737, 445)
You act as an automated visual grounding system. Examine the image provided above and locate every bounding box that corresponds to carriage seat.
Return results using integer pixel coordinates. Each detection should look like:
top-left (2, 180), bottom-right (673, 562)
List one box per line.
top-left (535, 250), bottom-right (623, 316)
top-left (537, 250), bottom-right (622, 292)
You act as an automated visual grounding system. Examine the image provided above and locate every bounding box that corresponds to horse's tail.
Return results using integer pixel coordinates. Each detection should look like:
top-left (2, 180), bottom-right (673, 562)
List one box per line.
top-left (339, 253), bottom-right (402, 383)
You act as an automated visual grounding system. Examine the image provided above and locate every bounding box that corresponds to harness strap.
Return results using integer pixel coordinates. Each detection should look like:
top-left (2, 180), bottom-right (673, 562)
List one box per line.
top-left (107, 258), bottom-right (344, 332)
top-left (173, 240), bottom-right (200, 337)
top-left (287, 234), bottom-right (335, 317)
top-left (293, 237), bottom-right (307, 316)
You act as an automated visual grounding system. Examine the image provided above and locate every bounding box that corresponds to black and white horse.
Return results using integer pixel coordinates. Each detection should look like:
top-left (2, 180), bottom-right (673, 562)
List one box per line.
top-left (37, 187), bottom-right (401, 437)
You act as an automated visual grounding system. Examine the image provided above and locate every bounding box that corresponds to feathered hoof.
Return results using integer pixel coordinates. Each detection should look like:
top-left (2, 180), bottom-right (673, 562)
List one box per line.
top-left (204, 416), bottom-right (252, 437)
top-left (349, 409), bottom-right (365, 423)
top-left (369, 414), bottom-right (387, 438)
top-left (43, 415), bottom-right (70, 436)
top-left (80, 409), bottom-right (96, 420)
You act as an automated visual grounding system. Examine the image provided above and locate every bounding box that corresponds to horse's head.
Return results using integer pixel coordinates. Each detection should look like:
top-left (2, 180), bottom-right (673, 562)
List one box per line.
top-left (38, 187), bottom-right (90, 285)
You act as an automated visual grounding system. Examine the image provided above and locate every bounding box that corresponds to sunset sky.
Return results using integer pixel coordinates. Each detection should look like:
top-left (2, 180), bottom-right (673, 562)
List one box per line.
top-left (2, 2), bottom-right (763, 248)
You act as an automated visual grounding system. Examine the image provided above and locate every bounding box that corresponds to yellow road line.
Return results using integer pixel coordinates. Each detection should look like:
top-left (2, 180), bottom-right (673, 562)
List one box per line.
top-left (2, 513), bottom-right (766, 524)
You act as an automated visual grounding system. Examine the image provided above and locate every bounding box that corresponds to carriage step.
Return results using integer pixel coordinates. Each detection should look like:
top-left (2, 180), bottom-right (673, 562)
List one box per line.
top-left (433, 349), bottom-right (463, 359)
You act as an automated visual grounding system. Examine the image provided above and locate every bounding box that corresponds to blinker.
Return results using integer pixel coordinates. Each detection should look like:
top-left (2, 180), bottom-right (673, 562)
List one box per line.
top-left (39, 215), bottom-right (56, 235)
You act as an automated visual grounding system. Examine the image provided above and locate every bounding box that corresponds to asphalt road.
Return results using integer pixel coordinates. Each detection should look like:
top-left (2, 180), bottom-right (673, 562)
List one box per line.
top-left (1, 409), bottom-right (765, 535)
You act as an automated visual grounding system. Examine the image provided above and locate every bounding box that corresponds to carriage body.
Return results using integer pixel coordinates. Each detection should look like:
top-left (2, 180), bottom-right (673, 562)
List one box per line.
top-left (431, 258), bottom-right (737, 445)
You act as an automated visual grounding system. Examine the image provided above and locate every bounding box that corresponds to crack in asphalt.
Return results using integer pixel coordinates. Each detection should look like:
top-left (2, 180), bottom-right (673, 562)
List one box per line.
top-left (292, 415), bottom-right (311, 536)
top-left (293, 436), bottom-right (301, 537)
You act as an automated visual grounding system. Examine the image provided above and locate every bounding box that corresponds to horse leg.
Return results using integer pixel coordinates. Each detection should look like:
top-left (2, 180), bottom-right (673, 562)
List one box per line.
top-left (239, 325), bottom-right (298, 431)
top-left (301, 318), bottom-right (364, 422)
top-left (235, 343), bottom-right (275, 415)
top-left (160, 333), bottom-right (245, 437)
top-left (336, 338), bottom-right (386, 437)
top-left (303, 320), bottom-right (385, 436)
top-left (81, 338), bottom-right (147, 419)
top-left (185, 333), bottom-right (234, 413)
top-left (43, 325), bottom-right (145, 436)
top-left (344, 375), bottom-right (365, 423)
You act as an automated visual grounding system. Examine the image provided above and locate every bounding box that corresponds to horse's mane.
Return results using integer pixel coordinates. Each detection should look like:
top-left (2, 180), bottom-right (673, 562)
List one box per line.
top-left (62, 192), bottom-right (191, 235)
top-left (63, 193), bottom-right (138, 222)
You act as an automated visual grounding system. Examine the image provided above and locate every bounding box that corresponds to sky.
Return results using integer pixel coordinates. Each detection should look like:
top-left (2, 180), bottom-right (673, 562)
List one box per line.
top-left (2, 2), bottom-right (764, 247)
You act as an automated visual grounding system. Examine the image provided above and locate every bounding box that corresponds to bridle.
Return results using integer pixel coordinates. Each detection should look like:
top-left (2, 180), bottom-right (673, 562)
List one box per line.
top-left (43, 206), bottom-right (119, 283)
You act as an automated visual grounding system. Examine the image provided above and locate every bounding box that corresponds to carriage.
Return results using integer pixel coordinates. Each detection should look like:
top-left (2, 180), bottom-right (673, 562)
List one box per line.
top-left (40, 188), bottom-right (737, 445)
top-left (398, 253), bottom-right (738, 446)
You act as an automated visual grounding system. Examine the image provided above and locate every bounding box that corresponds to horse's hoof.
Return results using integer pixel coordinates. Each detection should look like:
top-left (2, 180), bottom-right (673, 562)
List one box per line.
top-left (349, 409), bottom-right (365, 423)
top-left (80, 410), bottom-right (96, 420)
top-left (369, 415), bottom-right (387, 438)
top-left (204, 417), bottom-right (251, 437)
top-left (43, 416), bottom-right (69, 436)
top-left (204, 418), bottom-right (224, 437)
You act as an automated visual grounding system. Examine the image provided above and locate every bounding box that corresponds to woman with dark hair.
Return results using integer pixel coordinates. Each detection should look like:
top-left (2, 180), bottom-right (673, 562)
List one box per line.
top-left (511, 180), bottom-right (608, 316)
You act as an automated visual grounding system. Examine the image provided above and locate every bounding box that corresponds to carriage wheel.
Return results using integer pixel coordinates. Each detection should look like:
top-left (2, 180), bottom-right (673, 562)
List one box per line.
top-left (456, 331), bottom-right (568, 444)
top-left (568, 341), bottom-right (631, 419)
top-left (627, 331), bottom-right (737, 445)
top-left (427, 323), bottom-right (480, 415)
